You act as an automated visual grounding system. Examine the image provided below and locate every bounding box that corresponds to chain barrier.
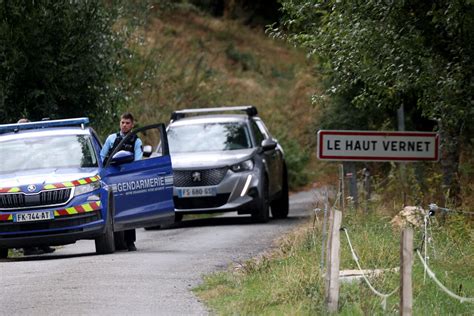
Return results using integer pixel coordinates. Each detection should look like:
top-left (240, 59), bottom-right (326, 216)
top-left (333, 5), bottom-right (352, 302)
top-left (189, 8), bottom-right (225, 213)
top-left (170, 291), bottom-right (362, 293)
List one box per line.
top-left (341, 228), bottom-right (399, 310)
top-left (415, 250), bottom-right (474, 304)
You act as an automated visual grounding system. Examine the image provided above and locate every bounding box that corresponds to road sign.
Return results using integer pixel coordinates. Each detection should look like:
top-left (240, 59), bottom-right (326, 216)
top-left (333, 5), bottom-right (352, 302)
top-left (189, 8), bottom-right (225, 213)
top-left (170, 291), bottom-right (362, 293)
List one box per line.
top-left (317, 130), bottom-right (439, 162)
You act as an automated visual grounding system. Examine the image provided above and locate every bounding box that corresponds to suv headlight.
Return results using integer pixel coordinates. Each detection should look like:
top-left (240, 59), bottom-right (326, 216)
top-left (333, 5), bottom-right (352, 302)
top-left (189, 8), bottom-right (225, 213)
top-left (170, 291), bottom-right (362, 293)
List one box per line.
top-left (74, 181), bottom-right (101, 196)
top-left (231, 159), bottom-right (254, 172)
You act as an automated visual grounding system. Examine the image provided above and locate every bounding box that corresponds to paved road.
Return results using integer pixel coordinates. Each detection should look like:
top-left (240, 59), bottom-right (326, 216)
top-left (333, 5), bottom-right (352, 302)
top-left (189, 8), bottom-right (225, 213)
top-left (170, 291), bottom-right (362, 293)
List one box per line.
top-left (0, 190), bottom-right (321, 315)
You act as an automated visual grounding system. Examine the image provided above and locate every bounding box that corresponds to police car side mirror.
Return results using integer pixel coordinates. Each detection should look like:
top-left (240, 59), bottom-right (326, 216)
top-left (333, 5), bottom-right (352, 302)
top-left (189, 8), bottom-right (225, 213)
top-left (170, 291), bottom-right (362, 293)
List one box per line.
top-left (143, 145), bottom-right (153, 158)
top-left (110, 150), bottom-right (134, 165)
top-left (261, 139), bottom-right (277, 152)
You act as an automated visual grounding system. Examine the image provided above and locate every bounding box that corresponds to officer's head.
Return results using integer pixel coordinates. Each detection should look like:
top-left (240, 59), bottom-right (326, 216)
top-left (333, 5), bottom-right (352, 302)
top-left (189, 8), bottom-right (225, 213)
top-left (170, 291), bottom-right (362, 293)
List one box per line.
top-left (120, 112), bottom-right (135, 134)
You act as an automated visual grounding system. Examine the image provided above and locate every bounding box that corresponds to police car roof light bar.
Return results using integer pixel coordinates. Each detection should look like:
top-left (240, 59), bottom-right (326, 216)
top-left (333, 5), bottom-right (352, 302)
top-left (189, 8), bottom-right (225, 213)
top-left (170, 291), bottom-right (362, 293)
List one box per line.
top-left (171, 106), bottom-right (257, 122)
top-left (0, 117), bottom-right (90, 134)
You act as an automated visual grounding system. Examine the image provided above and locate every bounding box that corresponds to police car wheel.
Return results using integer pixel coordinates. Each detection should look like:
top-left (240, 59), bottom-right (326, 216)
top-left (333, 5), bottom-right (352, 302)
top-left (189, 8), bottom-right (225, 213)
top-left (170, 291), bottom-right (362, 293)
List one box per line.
top-left (95, 195), bottom-right (116, 254)
top-left (95, 218), bottom-right (115, 254)
top-left (0, 248), bottom-right (8, 259)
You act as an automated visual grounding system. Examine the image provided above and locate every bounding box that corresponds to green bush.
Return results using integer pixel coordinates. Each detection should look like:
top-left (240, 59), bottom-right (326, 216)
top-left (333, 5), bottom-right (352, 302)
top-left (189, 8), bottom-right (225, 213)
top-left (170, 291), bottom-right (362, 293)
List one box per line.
top-left (280, 137), bottom-right (311, 190)
top-left (0, 1), bottom-right (129, 132)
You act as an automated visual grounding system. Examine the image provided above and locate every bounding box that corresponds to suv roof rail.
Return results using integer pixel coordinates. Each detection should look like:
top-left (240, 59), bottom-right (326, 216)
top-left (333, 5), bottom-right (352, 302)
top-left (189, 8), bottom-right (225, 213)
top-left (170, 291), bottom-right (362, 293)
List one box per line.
top-left (0, 117), bottom-right (89, 135)
top-left (170, 106), bottom-right (258, 122)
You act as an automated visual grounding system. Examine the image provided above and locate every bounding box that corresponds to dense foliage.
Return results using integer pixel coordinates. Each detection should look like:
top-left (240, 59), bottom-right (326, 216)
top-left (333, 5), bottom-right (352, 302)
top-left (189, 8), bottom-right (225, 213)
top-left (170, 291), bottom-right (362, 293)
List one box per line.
top-left (274, 0), bottom-right (474, 203)
top-left (0, 1), bottom-right (130, 131)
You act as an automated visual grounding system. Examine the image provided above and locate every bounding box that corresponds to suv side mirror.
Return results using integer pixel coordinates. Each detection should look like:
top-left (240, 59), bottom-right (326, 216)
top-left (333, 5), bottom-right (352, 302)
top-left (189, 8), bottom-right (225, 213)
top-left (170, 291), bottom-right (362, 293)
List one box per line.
top-left (110, 150), bottom-right (134, 165)
top-left (261, 139), bottom-right (277, 151)
top-left (143, 145), bottom-right (153, 158)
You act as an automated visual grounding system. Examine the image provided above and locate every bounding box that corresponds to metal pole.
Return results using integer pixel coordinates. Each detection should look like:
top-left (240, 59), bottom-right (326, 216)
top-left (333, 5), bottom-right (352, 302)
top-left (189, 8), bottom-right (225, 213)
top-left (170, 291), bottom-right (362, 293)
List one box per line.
top-left (397, 105), bottom-right (407, 205)
top-left (339, 164), bottom-right (345, 211)
top-left (320, 191), bottom-right (329, 270)
top-left (364, 167), bottom-right (371, 213)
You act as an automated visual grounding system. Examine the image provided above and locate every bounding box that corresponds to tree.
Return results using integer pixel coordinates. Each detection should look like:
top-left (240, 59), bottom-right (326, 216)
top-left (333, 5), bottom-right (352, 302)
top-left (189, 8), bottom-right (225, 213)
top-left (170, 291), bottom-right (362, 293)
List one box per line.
top-left (0, 1), bottom-right (130, 132)
top-left (275, 0), bottom-right (474, 204)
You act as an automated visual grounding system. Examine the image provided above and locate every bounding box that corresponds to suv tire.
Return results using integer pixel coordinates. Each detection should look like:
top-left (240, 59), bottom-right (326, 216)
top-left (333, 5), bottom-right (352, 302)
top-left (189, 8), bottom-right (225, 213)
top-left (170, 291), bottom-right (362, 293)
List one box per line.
top-left (271, 167), bottom-right (289, 219)
top-left (175, 213), bottom-right (183, 223)
top-left (0, 248), bottom-right (7, 259)
top-left (252, 175), bottom-right (270, 223)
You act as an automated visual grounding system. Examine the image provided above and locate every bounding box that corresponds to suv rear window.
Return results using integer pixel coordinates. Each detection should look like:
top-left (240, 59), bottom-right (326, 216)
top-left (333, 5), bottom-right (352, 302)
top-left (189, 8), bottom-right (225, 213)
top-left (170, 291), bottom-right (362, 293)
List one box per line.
top-left (168, 122), bottom-right (252, 153)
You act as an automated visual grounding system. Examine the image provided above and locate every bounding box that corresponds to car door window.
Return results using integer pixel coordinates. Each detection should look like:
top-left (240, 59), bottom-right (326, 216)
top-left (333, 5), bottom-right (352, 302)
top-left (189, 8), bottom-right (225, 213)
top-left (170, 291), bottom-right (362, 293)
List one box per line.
top-left (251, 120), bottom-right (265, 146)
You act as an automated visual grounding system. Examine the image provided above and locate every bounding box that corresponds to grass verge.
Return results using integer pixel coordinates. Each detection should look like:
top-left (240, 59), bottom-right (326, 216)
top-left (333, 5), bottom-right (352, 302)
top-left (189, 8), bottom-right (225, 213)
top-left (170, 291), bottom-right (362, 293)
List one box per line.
top-left (194, 208), bottom-right (474, 315)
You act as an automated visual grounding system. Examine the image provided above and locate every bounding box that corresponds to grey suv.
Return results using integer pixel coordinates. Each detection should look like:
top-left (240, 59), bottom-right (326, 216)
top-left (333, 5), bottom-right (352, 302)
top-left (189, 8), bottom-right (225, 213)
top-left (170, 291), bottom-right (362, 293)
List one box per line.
top-left (167, 106), bottom-right (289, 223)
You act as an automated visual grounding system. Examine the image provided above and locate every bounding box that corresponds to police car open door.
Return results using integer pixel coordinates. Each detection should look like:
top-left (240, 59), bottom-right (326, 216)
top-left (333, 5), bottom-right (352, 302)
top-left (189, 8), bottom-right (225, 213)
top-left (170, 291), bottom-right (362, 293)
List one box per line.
top-left (100, 124), bottom-right (175, 231)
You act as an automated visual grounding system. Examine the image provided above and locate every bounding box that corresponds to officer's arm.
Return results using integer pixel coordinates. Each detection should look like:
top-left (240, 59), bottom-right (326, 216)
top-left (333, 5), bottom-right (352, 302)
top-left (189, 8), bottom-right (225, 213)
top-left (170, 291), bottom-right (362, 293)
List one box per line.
top-left (134, 138), bottom-right (143, 161)
top-left (100, 135), bottom-right (114, 162)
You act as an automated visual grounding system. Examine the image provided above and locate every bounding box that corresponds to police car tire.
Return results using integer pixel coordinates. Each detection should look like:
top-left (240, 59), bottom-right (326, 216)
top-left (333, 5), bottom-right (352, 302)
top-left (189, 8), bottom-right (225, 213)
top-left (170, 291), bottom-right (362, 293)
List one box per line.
top-left (271, 168), bottom-right (289, 219)
top-left (96, 216), bottom-right (115, 254)
top-left (95, 195), bottom-right (116, 254)
top-left (252, 175), bottom-right (270, 223)
top-left (0, 248), bottom-right (8, 259)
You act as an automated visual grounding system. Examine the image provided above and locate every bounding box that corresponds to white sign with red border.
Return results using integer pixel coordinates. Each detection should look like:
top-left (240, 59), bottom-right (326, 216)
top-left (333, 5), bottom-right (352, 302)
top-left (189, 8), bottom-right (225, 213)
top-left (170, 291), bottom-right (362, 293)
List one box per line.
top-left (317, 130), bottom-right (439, 162)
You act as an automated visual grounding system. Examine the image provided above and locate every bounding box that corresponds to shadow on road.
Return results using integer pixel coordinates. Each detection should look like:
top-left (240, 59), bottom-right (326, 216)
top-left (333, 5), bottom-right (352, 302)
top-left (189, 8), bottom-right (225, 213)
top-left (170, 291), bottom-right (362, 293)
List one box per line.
top-left (1, 251), bottom-right (95, 262)
top-left (147, 213), bottom-right (308, 231)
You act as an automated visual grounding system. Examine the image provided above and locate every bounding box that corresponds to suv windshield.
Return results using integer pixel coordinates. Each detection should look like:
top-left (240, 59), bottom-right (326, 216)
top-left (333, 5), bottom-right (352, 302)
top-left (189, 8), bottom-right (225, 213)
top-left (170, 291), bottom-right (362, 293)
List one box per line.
top-left (0, 134), bottom-right (98, 174)
top-left (168, 122), bottom-right (252, 153)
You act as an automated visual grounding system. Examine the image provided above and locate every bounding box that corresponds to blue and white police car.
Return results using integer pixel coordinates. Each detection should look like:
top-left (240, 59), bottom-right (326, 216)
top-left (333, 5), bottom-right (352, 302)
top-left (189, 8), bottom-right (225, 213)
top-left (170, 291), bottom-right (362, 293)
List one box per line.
top-left (0, 118), bottom-right (174, 258)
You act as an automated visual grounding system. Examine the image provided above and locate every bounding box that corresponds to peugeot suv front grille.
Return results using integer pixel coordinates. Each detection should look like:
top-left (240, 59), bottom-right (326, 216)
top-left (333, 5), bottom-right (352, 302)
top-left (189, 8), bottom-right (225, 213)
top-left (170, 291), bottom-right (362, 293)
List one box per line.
top-left (174, 167), bottom-right (228, 187)
top-left (0, 188), bottom-right (73, 210)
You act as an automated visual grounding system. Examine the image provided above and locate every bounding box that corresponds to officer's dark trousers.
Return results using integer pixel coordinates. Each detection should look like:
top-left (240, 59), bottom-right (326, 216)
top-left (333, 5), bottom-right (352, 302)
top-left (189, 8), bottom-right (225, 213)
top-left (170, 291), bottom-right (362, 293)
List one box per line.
top-left (124, 229), bottom-right (136, 245)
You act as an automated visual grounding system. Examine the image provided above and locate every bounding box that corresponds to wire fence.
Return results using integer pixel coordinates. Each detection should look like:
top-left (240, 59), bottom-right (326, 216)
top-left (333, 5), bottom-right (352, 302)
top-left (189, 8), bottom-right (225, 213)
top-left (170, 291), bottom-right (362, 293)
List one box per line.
top-left (318, 186), bottom-right (474, 312)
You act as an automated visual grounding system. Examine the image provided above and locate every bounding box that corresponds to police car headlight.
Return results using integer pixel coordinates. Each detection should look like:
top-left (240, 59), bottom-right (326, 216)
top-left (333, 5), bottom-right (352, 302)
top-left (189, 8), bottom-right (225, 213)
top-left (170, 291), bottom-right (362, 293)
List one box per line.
top-left (74, 182), bottom-right (101, 196)
top-left (231, 159), bottom-right (254, 172)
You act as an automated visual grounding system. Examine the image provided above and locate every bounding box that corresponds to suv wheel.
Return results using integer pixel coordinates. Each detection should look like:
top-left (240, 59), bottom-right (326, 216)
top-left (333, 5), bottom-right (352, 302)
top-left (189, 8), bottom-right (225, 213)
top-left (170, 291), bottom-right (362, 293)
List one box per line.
top-left (0, 248), bottom-right (8, 259)
top-left (271, 167), bottom-right (289, 219)
top-left (175, 213), bottom-right (183, 223)
top-left (252, 175), bottom-right (270, 223)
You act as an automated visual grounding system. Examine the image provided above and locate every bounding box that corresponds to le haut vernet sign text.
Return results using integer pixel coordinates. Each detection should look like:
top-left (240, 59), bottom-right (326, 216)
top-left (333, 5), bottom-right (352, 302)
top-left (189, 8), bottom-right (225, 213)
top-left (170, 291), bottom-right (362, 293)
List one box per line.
top-left (317, 130), bottom-right (439, 162)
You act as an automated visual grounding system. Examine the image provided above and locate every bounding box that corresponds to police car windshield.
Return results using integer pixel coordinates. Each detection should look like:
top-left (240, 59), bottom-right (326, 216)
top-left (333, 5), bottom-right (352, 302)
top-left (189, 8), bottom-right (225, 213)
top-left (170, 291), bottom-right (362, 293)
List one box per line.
top-left (168, 122), bottom-right (252, 153)
top-left (0, 134), bottom-right (98, 174)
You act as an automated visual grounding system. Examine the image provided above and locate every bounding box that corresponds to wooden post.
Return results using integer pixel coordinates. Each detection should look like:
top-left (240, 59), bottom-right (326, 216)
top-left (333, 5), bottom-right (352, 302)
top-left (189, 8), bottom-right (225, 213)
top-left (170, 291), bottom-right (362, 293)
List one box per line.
top-left (326, 210), bottom-right (342, 313)
top-left (400, 227), bottom-right (413, 316)
top-left (324, 207), bottom-right (334, 296)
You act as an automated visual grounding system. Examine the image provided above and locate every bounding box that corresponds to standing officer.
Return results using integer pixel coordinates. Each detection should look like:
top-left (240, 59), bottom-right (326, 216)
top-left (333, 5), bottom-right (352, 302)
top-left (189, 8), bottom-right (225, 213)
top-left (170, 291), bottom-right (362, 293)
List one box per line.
top-left (100, 112), bottom-right (143, 251)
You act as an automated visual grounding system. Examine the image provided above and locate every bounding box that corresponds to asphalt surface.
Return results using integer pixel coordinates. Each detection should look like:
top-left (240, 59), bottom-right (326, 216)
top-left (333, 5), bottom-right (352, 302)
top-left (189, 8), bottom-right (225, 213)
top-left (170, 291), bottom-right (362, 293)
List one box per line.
top-left (0, 189), bottom-right (321, 315)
